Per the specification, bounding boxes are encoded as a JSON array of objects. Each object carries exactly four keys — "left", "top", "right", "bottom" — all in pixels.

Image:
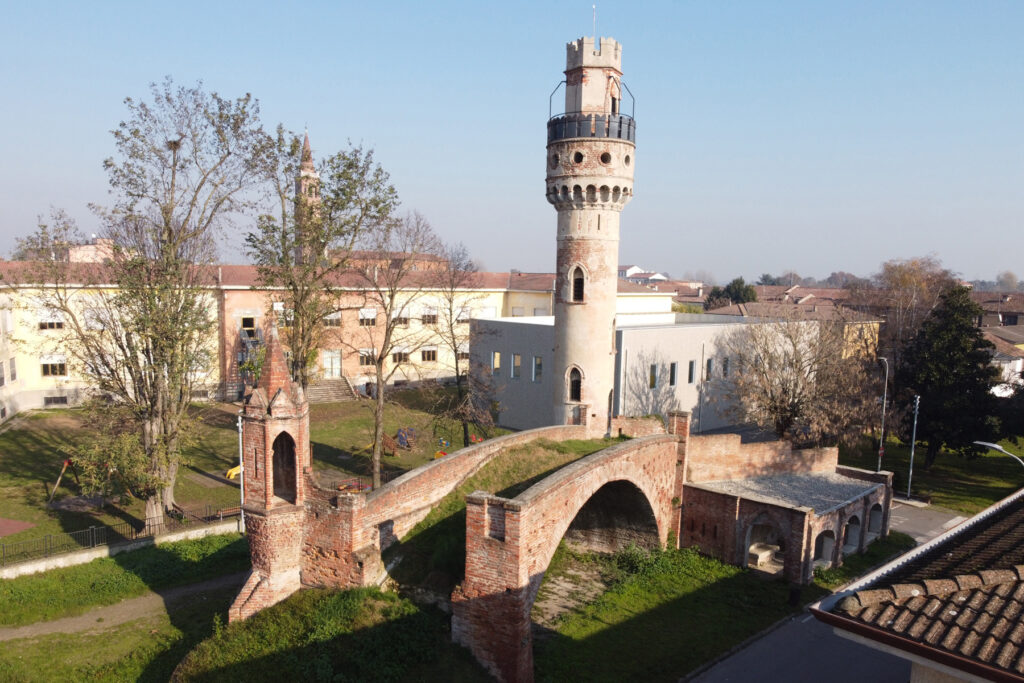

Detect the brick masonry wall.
[
  {"left": 452, "top": 434, "right": 682, "bottom": 682},
  {"left": 686, "top": 433, "right": 838, "bottom": 483},
  {"left": 610, "top": 415, "right": 666, "bottom": 438}
]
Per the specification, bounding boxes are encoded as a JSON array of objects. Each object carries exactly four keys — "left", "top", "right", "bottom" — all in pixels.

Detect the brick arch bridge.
[{"left": 451, "top": 429, "right": 686, "bottom": 683}]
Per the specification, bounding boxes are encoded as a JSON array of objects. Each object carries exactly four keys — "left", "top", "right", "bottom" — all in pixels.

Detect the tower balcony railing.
[{"left": 547, "top": 113, "right": 636, "bottom": 144}]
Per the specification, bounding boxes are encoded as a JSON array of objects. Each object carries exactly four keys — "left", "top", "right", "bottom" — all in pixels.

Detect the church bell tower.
[{"left": 546, "top": 37, "right": 636, "bottom": 431}]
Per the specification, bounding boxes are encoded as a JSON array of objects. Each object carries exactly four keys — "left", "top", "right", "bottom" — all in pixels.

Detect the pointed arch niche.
[
  {"left": 272, "top": 431, "right": 297, "bottom": 504},
  {"left": 571, "top": 266, "right": 585, "bottom": 303}
]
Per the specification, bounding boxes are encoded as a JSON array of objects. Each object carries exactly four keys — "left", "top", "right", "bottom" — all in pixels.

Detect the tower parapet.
[{"left": 547, "top": 36, "right": 636, "bottom": 434}]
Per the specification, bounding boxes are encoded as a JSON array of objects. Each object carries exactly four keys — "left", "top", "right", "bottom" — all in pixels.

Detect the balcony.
[{"left": 547, "top": 113, "right": 636, "bottom": 144}]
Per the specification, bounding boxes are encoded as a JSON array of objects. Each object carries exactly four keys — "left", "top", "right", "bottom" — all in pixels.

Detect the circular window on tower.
[
  {"left": 624, "top": 154, "right": 631, "bottom": 167},
  {"left": 573, "top": 151, "right": 584, "bottom": 164},
  {"left": 600, "top": 152, "right": 611, "bottom": 164},
  {"left": 549, "top": 153, "right": 559, "bottom": 169}
]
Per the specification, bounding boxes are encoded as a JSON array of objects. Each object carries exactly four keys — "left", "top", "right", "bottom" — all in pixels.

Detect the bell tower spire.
[
  {"left": 546, "top": 36, "right": 636, "bottom": 432},
  {"left": 294, "top": 130, "right": 321, "bottom": 265}
]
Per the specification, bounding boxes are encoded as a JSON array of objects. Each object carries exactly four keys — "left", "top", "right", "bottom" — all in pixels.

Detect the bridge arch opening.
[
  {"left": 561, "top": 479, "right": 661, "bottom": 555},
  {"left": 745, "top": 513, "right": 785, "bottom": 574}
]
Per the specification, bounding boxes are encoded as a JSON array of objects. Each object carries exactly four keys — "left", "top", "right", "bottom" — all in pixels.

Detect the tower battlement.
[{"left": 566, "top": 36, "right": 622, "bottom": 72}]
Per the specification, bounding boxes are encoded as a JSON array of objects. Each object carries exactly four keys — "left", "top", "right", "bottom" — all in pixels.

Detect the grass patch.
[
  {"left": 173, "top": 587, "right": 488, "bottom": 682},
  {"left": 0, "top": 586, "right": 235, "bottom": 683},
  {"left": 840, "top": 437, "right": 1024, "bottom": 514},
  {"left": 812, "top": 531, "right": 917, "bottom": 590},
  {"left": 0, "top": 533, "right": 249, "bottom": 626},
  {"left": 386, "top": 437, "right": 627, "bottom": 591},
  {"left": 533, "top": 545, "right": 808, "bottom": 682}
]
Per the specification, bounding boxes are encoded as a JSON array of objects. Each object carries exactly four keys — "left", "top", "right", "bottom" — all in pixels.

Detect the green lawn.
[
  {"left": 533, "top": 545, "right": 817, "bottom": 682},
  {"left": 811, "top": 531, "right": 917, "bottom": 590},
  {"left": 0, "top": 533, "right": 249, "bottom": 626},
  {"left": 840, "top": 437, "right": 1024, "bottom": 515},
  {"left": 173, "top": 587, "right": 489, "bottom": 682},
  {"left": 0, "top": 394, "right": 499, "bottom": 547}
]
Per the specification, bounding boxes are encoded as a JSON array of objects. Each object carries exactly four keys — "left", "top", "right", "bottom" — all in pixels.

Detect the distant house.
[
  {"left": 972, "top": 291, "right": 1024, "bottom": 327},
  {"left": 984, "top": 330, "right": 1024, "bottom": 397}
]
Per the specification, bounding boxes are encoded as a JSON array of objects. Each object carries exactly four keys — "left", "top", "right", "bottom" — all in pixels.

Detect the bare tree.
[
  {"left": 716, "top": 312, "right": 879, "bottom": 445},
  {"left": 426, "top": 241, "right": 495, "bottom": 447},
  {"left": 849, "top": 256, "right": 955, "bottom": 377},
  {"left": 346, "top": 211, "right": 441, "bottom": 487},
  {"left": 246, "top": 131, "right": 399, "bottom": 389},
  {"left": 12, "top": 81, "right": 267, "bottom": 519}
]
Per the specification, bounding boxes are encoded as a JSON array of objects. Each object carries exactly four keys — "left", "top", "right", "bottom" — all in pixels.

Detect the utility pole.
[{"left": 906, "top": 395, "right": 920, "bottom": 500}]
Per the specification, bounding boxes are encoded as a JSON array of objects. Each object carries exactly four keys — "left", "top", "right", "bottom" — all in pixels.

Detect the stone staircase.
[{"left": 305, "top": 377, "right": 360, "bottom": 404}]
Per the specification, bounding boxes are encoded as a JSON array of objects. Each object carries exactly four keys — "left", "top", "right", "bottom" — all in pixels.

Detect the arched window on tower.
[
  {"left": 572, "top": 267, "right": 585, "bottom": 303},
  {"left": 569, "top": 367, "right": 582, "bottom": 402}
]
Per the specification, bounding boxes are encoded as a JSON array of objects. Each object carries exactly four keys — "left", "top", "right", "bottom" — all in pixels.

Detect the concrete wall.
[{"left": 471, "top": 317, "right": 556, "bottom": 430}]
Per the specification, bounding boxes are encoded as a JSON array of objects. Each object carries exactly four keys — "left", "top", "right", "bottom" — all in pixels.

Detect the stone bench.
[{"left": 748, "top": 542, "right": 779, "bottom": 567}]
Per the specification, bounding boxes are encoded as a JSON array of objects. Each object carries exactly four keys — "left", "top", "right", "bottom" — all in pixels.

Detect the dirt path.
[
  {"left": 531, "top": 564, "right": 606, "bottom": 629},
  {"left": 0, "top": 571, "right": 248, "bottom": 642}
]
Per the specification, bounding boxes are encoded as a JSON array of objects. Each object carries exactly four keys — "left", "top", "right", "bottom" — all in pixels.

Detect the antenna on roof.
[{"left": 593, "top": 4, "right": 597, "bottom": 38}]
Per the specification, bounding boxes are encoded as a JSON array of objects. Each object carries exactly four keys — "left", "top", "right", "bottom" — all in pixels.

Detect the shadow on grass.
[
  {"left": 532, "top": 568, "right": 803, "bottom": 682},
  {"left": 170, "top": 588, "right": 489, "bottom": 682}
]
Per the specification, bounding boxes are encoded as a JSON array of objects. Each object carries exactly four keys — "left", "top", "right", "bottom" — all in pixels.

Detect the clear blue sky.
[{"left": 1, "top": 1, "right": 1021, "bottom": 283}]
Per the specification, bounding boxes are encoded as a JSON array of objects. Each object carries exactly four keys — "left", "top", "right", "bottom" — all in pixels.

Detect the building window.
[
  {"left": 532, "top": 355, "right": 543, "bottom": 382},
  {"left": 359, "top": 349, "right": 374, "bottom": 366},
  {"left": 276, "top": 309, "right": 294, "bottom": 328},
  {"left": 722, "top": 358, "right": 730, "bottom": 378},
  {"left": 533, "top": 307, "right": 547, "bottom": 316},
  {"left": 324, "top": 312, "right": 341, "bottom": 328},
  {"left": 1005, "top": 314, "right": 1019, "bottom": 326},
  {"left": 393, "top": 312, "right": 410, "bottom": 327},
  {"left": 569, "top": 367, "right": 582, "bottom": 402},
  {"left": 457, "top": 343, "right": 469, "bottom": 361},
  {"left": 9, "top": 358, "right": 16, "bottom": 382},
  {"left": 39, "top": 320, "right": 63, "bottom": 330},
  {"left": 669, "top": 362, "right": 677, "bottom": 387},
  {"left": 421, "top": 307, "right": 438, "bottom": 325},
  {"left": 0, "top": 362, "right": 4, "bottom": 387},
  {"left": 511, "top": 354, "right": 522, "bottom": 379},
  {"left": 705, "top": 358, "right": 714, "bottom": 382},
  {"left": 688, "top": 360, "right": 696, "bottom": 384},
  {"left": 43, "top": 396, "right": 69, "bottom": 406},
  {"left": 392, "top": 350, "right": 410, "bottom": 364},
  {"left": 41, "top": 356, "right": 67, "bottom": 377},
  {"left": 358, "top": 308, "right": 376, "bottom": 327},
  {"left": 491, "top": 351, "right": 501, "bottom": 375},
  {"left": 511, "top": 307, "right": 524, "bottom": 317},
  {"left": 241, "top": 317, "right": 257, "bottom": 336},
  {"left": 649, "top": 364, "right": 657, "bottom": 389},
  {"left": 421, "top": 347, "right": 437, "bottom": 362},
  {"left": 571, "top": 267, "right": 585, "bottom": 302}
]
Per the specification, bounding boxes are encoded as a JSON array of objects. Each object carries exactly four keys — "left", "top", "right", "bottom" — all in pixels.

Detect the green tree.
[
  {"left": 896, "top": 286, "right": 1000, "bottom": 468},
  {"left": 705, "top": 277, "right": 757, "bottom": 310},
  {"left": 15, "top": 81, "right": 268, "bottom": 519},
  {"left": 246, "top": 130, "right": 399, "bottom": 390}
]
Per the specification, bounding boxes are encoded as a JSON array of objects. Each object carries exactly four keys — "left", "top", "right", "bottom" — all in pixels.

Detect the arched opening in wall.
[
  {"left": 745, "top": 514, "right": 785, "bottom": 576},
  {"left": 531, "top": 479, "right": 659, "bottom": 629},
  {"left": 571, "top": 267, "right": 585, "bottom": 302},
  {"left": 600, "top": 185, "right": 610, "bottom": 202},
  {"left": 569, "top": 367, "right": 582, "bottom": 402},
  {"left": 867, "top": 504, "right": 883, "bottom": 542},
  {"left": 572, "top": 185, "right": 583, "bottom": 201},
  {"left": 272, "top": 431, "right": 297, "bottom": 504},
  {"left": 813, "top": 530, "right": 835, "bottom": 568},
  {"left": 843, "top": 515, "right": 862, "bottom": 554}
]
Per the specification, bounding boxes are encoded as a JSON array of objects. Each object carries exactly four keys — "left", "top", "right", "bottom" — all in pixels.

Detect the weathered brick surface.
[
  {"left": 610, "top": 415, "right": 666, "bottom": 438},
  {"left": 686, "top": 433, "right": 838, "bottom": 483},
  {"left": 453, "top": 434, "right": 682, "bottom": 682}
]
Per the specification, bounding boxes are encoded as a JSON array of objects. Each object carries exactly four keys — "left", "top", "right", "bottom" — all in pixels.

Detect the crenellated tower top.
[{"left": 565, "top": 36, "right": 622, "bottom": 72}]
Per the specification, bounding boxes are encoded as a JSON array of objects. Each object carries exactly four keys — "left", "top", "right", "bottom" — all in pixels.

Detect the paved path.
[
  {"left": 0, "top": 571, "right": 247, "bottom": 642},
  {"left": 688, "top": 501, "right": 963, "bottom": 682}
]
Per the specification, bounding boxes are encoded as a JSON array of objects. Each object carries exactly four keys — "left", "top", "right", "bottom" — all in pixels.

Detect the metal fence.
[{"left": 0, "top": 504, "right": 241, "bottom": 568}]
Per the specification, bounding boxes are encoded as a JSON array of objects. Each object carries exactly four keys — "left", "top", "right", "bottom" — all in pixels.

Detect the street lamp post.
[
  {"left": 877, "top": 357, "right": 889, "bottom": 473},
  {"left": 973, "top": 441, "right": 1024, "bottom": 469},
  {"left": 906, "top": 395, "right": 920, "bottom": 500}
]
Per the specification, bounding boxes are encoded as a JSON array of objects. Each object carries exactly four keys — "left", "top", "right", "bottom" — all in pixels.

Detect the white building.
[{"left": 471, "top": 312, "right": 758, "bottom": 433}]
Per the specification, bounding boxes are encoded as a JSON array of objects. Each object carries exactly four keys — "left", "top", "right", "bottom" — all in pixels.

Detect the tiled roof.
[
  {"left": 985, "top": 331, "right": 1024, "bottom": 360},
  {"left": 705, "top": 301, "right": 878, "bottom": 322},
  {"left": 816, "top": 489, "right": 1024, "bottom": 680}
]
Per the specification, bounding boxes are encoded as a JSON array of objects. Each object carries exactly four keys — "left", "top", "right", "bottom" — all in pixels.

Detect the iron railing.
[
  {"left": 547, "top": 112, "right": 636, "bottom": 144},
  {"left": 0, "top": 505, "right": 241, "bottom": 567}
]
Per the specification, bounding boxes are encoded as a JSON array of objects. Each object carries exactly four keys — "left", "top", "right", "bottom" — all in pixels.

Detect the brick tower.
[
  {"left": 546, "top": 37, "right": 636, "bottom": 432},
  {"left": 229, "top": 327, "right": 311, "bottom": 621},
  {"left": 293, "top": 131, "right": 321, "bottom": 265}
]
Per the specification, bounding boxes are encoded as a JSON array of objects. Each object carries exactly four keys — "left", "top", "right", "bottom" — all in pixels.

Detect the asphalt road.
[{"left": 687, "top": 500, "right": 964, "bottom": 683}]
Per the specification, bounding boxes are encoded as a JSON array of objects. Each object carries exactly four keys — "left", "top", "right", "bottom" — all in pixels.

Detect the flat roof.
[{"left": 693, "top": 472, "right": 881, "bottom": 514}]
